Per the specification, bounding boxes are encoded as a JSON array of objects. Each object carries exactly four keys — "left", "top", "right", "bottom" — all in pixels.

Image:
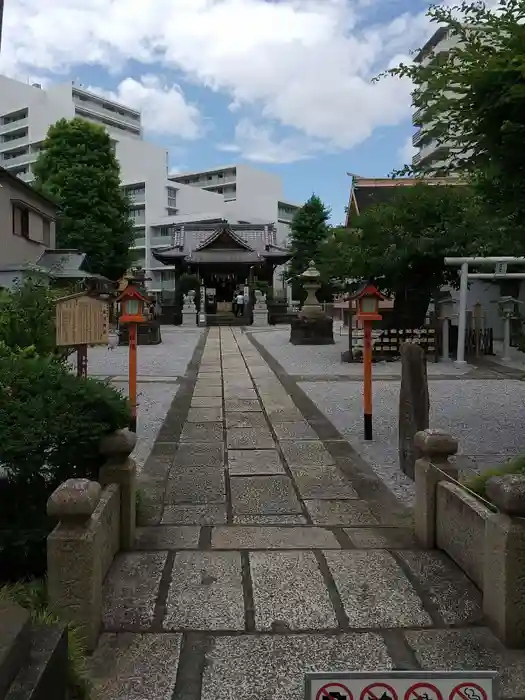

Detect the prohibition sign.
[
  {"left": 316, "top": 682, "right": 354, "bottom": 700},
  {"left": 450, "top": 682, "right": 488, "bottom": 700},
  {"left": 360, "top": 682, "right": 398, "bottom": 700},
  {"left": 404, "top": 682, "right": 444, "bottom": 700}
]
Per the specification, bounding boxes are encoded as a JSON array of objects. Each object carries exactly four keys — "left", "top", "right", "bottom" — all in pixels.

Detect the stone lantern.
[{"left": 289, "top": 260, "right": 334, "bottom": 345}]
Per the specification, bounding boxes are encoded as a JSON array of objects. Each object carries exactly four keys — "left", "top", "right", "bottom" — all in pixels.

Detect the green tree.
[
  {"left": 384, "top": 0, "right": 525, "bottom": 238},
  {"left": 319, "top": 183, "right": 487, "bottom": 327},
  {"left": 33, "top": 118, "right": 135, "bottom": 281},
  {"left": 288, "top": 194, "right": 332, "bottom": 301}
]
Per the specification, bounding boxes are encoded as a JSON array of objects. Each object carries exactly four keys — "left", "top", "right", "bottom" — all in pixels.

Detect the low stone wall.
[
  {"left": 415, "top": 428, "right": 525, "bottom": 648},
  {"left": 436, "top": 482, "right": 489, "bottom": 589},
  {"left": 46, "top": 429, "right": 137, "bottom": 651}
]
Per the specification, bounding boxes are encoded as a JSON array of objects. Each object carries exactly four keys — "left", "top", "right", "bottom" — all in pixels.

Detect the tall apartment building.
[
  {"left": 0, "top": 76, "right": 299, "bottom": 293},
  {"left": 412, "top": 27, "right": 461, "bottom": 174}
]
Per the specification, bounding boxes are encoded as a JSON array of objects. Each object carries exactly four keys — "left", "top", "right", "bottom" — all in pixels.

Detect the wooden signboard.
[{"left": 56, "top": 293, "right": 109, "bottom": 347}]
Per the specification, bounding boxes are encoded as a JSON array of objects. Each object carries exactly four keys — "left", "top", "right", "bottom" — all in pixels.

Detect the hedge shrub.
[{"left": 0, "top": 349, "right": 131, "bottom": 581}]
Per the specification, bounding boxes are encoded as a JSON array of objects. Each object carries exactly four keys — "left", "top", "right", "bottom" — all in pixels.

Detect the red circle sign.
[
  {"left": 360, "top": 682, "right": 399, "bottom": 700},
  {"left": 405, "top": 682, "right": 444, "bottom": 700},
  {"left": 316, "top": 682, "right": 353, "bottom": 700},
  {"left": 450, "top": 683, "right": 488, "bottom": 700}
]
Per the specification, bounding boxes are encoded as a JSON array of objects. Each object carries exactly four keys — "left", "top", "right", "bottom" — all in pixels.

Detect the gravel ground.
[
  {"left": 82, "top": 327, "right": 204, "bottom": 471},
  {"left": 252, "top": 327, "right": 469, "bottom": 377},
  {"left": 300, "top": 378, "right": 525, "bottom": 506}
]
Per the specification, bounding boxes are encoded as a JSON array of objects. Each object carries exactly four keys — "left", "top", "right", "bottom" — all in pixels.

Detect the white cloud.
[
  {"left": 218, "top": 119, "right": 323, "bottom": 164},
  {"left": 0, "top": 0, "right": 438, "bottom": 157},
  {"left": 88, "top": 75, "right": 203, "bottom": 139},
  {"left": 399, "top": 134, "right": 417, "bottom": 166}
]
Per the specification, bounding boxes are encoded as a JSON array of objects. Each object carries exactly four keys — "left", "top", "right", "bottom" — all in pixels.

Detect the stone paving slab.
[
  {"left": 225, "top": 398, "right": 262, "bottom": 412},
  {"left": 190, "top": 395, "right": 223, "bottom": 407},
  {"left": 250, "top": 551, "right": 337, "bottom": 630},
  {"left": 135, "top": 526, "right": 201, "bottom": 549},
  {"left": 211, "top": 526, "right": 340, "bottom": 549},
  {"left": 165, "top": 468, "right": 225, "bottom": 504},
  {"left": 397, "top": 550, "right": 483, "bottom": 624},
  {"left": 345, "top": 527, "right": 420, "bottom": 549},
  {"left": 103, "top": 552, "right": 167, "bottom": 628},
  {"left": 161, "top": 504, "right": 228, "bottom": 525},
  {"left": 230, "top": 476, "right": 302, "bottom": 514},
  {"left": 225, "top": 411, "right": 268, "bottom": 428},
  {"left": 227, "top": 449, "right": 285, "bottom": 475},
  {"left": 280, "top": 439, "right": 335, "bottom": 467},
  {"left": 186, "top": 407, "right": 223, "bottom": 422},
  {"left": 163, "top": 552, "right": 245, "bottom": 631},
  {"left": 233, "top": 514, "right": 308, "bottom": 524},
  {"left": 405, "top": 628, "right": 525, "bottom": 698},
  {"left": 172, "top": 444, "right": 224, "bottom": 468},
  {"left": 290, "top": 465, "right": 359, "bottom": 500},
  {"left": 90, "top": 633, "right": 182, "bottom": 700},
  {"left": 305, "top": 499, "right": 377, "bottom": 525},
  {"left": 201, "top": 633, "right": 393, "bottom": 700},
  {"left": 324, "top": 550, "right": 432, "bottom": 628},
  {"left": 226, "top": 427, "right": 275, "bottom": 449},
  {"left": 179, "top": 421, "right": 223, "bottom": 443},
  {"left": 272, "top": 420, "right": 319, "bottom": 440}
]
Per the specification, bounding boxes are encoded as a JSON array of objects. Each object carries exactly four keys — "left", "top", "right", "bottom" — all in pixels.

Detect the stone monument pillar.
[
  {"left": 198, "top": 286, "right": 206, "bottom": 326},
  {"left": 182, "top": 290, "right": 197, "bottom": 326},
  {"left": 289, "top": 261, "right": 334, "bottom": 345},
  {"left": 253, "top": 289, "right": 269, "bottom": 327}
]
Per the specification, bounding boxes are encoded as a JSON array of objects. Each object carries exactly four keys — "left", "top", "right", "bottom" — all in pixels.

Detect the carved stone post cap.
[
  {"left": 99, "top": 428, "right": 137, "bottom": 458},
  {"left": 414, "top": 429, "right": 458, "bottom": 458},
  {"left": 47, "top": 478, "right": 101, "bottom": 519},
  {"left": 486, "top": 474, "right": 525, "bottom": 516}
]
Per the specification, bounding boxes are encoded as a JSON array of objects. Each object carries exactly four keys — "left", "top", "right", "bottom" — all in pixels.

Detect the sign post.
[
  {"left": 350, "top": 282, "right": 385, "bottom": 441},
  {"left": 116, "top": 277, "right": 149, "bottom": 433},
  {"left": 305, "top": 671, "right": 497, "bottom": 700},
  {"left": 55, "top": 292, "right": 110, "bottom": 377}
]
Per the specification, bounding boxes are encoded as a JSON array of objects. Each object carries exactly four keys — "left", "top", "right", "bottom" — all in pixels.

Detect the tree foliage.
[
  {"left": 33, "top": 118, "right": 135, "bottom": 281},
  {"left": 383, "top": 0, "right": 525, "bottom": 234},
  {"left": 0, "top": 278, "right": 58, "bottom": 355},
  {"left": 319, "top": 183, "right": 488, "bottom": 326},
  {"left": 288, "top": 194, "right": 333, "bottom": 301}
]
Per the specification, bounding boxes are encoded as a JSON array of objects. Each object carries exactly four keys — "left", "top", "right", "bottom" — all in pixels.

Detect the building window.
[
  {"left": 12, "top": 205, "right": 30, "bottom": 239},
  {"left": 158, "top": 226, "right": 173, "bottom": 237},
  {"left": 42, "top": 219, "right": 51, "bottom": 247}
]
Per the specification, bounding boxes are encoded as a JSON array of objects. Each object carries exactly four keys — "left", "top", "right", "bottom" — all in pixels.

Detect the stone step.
[
  {"left": 206, "top": 314, "right": 246, "bottom": 327},
  {"left": 2, "top": 618, "right": 68, "bottom": 700}
]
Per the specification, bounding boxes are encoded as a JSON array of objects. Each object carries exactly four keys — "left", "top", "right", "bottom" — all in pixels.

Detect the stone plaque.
[
  {"left": 56, "top": 294, "right": 109, "bottom": 347},
  {"left": 398, "top": 342, "right": 429, "bottom": 479}
]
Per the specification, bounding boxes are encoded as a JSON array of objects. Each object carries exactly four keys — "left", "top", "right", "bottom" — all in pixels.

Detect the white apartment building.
[
  {"left": 0, "top": 76, "right": 299, "bottom": 293},
  {"left": 171, "top": 164, "right": 299, "bottom": 248},
  {"left": 412, "top": 27, "right": 462, "bottom": 174}
]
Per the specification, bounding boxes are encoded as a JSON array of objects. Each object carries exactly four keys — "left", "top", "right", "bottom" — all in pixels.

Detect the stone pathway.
[{"left": 90, "top": 328, "right": 525, "bottom": 700}]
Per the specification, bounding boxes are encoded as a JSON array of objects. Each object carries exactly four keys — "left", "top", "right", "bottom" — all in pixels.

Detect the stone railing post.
[
  {"left": 414, "top": 429, "right": 458, "bottom": 547},
  {"left": 99, "top": 428, "right": 137, "bottom": 550},
  {"left": 47, "top": 478, "right": 103, "bottom": 650},
  {"left": 483, "top": 475, "right": 525, "bottom": 647}
]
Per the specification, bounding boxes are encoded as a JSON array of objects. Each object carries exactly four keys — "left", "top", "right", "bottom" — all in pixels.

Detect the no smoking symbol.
[
  {"left": 404, "top": 682, "right": 443, "bottom": 700},
  {"left": 360, "top": 682, "right": 398, "bottom": 700},
  {"left": 450, "top": 683, "right": 488, "bottom": 700}
]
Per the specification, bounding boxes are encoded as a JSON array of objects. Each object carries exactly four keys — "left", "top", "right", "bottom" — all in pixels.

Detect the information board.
[
  {"left": 56, "top": 294, "right": 109, "bottom": 347},
  {"left": 305, "top": 671, "right": 497, "bottom": 700}
]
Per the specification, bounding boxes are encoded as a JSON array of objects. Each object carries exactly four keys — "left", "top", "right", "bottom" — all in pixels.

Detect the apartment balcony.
[
  {"left": 127, "top": 192, "right": 146, "bottom": 205},
  {"left": 0, "top": 118, "right": 28, "bottom": 135},
  {"left": 2, "top": 151, "right": 33, "bottom": 168},
  {"left": 201, "top": 177, "right": 236, "bottom": 189},
  {"left": 413, "top": 107, "right": 424, "bottom": 125},
  {"left": 131, "top": 238, "right": 146, "bottom": 248},
  {"left": 412, "top": 129, "right": 423, "bottom": 146},
  {"left": 412, "top": 152, "right": 422, "bottom": 168}
]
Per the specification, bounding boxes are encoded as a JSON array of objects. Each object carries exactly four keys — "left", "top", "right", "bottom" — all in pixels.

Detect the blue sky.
[{"left": 0, "top": 0, "right": 436, "bottom": 223}]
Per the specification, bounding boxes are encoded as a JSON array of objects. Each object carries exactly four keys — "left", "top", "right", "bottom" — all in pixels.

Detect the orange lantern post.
[
  {"left": 351, "top": 282, "right": 385, "bottom": 441},
  {"left": 116, "top": 278, "right": 149, "bottom": 433}
]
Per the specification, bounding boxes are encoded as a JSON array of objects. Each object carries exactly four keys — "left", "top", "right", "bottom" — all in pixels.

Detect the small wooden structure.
[{"left": 55, "top": 292, "right": 109, "bottom": 377}]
